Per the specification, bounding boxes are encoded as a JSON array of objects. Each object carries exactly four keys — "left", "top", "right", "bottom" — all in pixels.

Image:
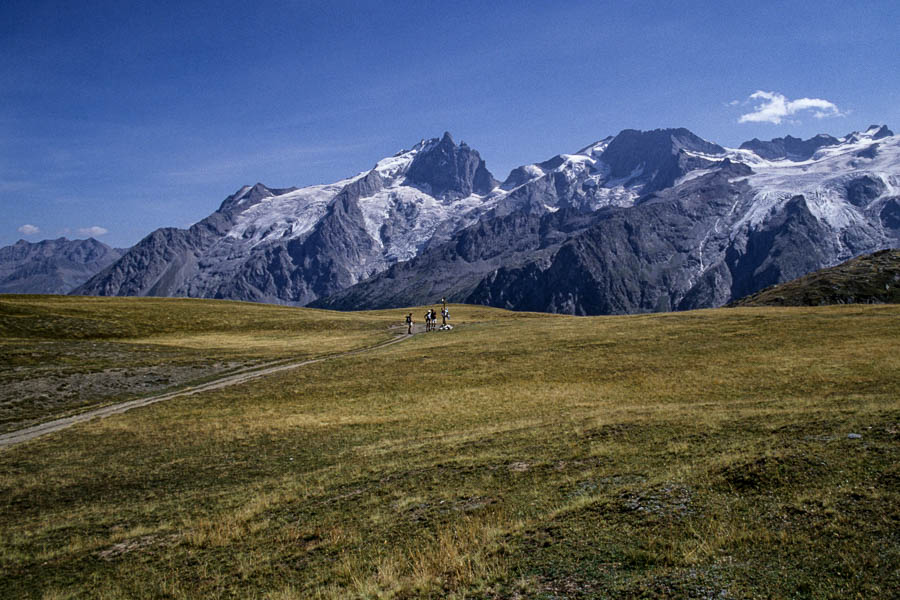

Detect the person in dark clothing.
[{"left": 405, "top": 313, "right": 413, "bottom": 334}]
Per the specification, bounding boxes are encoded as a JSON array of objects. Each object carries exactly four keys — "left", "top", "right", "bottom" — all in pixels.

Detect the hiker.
[
  {"left": 405, "top": 313, "right": 413, "bottom": 334},
  {"left": 424, "top": 309, "right": 432, "bottom": 332},
  {"left": 441, "top": 307, "right": 448, "bottom": 326}
]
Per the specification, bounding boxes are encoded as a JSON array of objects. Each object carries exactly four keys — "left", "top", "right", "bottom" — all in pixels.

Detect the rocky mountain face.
[
  {"left": 316, "top": 125, "right": 900, "bottom": 314},
  {"left": 405, "top": 132, "right": 497, "bottom": 196},
  {"left": 0, "top": 238, "right": 123, "bottom": 295},
  {"left": 739, "top": 134, "right": 841, "bottom": 161},
  {"left": 311, "top": 208, "right": 598, "bottom": 310},
  {"left": 598, "top": 128, "right": 725, "bottom": 192},
  {"left": 75, "top": 134, "right": 503, "bottom": 305},
  {"left": 61, "top": 123, "right": 900, "bottom": 315}
]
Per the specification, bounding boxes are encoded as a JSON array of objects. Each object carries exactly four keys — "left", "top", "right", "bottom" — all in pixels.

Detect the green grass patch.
[{"left": 0, "top": 295, "right": 424, "bottom": 431}]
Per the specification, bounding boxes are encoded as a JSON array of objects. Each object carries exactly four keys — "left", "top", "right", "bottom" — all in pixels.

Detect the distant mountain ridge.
[
  {"left": 739, "top": 126, "right": 894, "bottom": 162},
  {"left": 5, "top": 123, "right": 896, "bottom": 315},
  {"left": 0, "top": 238, "right": 123, "bottom": 295}
]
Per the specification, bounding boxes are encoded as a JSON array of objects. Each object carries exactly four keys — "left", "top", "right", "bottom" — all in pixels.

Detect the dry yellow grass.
[{"left": 1, "top": 300, "right": 898, "bottom": 598}]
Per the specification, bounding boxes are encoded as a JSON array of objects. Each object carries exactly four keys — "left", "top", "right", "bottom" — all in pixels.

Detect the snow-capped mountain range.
[
  {"left": 314, "top": 125, "right": 900, "bottom": 313},
  {"left": 11, "top": 123, "right": 895, "bottom": 314},
  {"left": 73, "top": 132, "right": 502, "bottom": 304},
  {"left": 223, "top": 134, "right": 498, "bottom": 267}
]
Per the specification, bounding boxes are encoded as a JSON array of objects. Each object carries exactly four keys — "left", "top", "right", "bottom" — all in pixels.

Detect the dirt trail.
[{"left": 0, "top": 332, "right": 414, "bottom": 449}]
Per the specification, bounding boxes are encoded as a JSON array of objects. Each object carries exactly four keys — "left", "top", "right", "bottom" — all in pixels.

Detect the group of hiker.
[{"left": 405, "top": 298, "right": 451, "bottom": 334}]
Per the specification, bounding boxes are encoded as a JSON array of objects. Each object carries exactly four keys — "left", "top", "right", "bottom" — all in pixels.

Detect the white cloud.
[
  {"left": 18, "top": 224, "right": 40, "bottom": 235},
  {"left": 77, "top": 226, "right": 108, "bottom": 237},
  {"left": 738, "top": 90, "right": 844, "bottom": 124}
]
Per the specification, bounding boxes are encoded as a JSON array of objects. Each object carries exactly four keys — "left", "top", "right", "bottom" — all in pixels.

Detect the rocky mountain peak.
[
  {"left": 597, "top": 128, "right": 725, "bottom": 193},
  {"left": 601, "top": 128, "right": 725, "bottom": 181},
  {"left": 739, "top": 132, "right": 841, "bottom": 161},
  {"left": 840, "top": 125, "right": 894, "bottom": 145},
  {"left": 1, "top": 237, "right": 123, "bottom": 295},
  {"left": 218, "top": 182, "right": 298, "bottom": 213},
  {"left": 867, "top": 124, "right": 893, "bottom": 139},
  {"left": 404, "top": 132, "right": 498, "bottom": 196}
]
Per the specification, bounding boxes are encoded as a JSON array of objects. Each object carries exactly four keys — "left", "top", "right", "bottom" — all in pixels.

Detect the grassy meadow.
[
  {"left": 0, "top": 295, "right": 402, "bottom": 432},
  {"left": 1, "top": 297, "right": 899, "bottom": 598}
]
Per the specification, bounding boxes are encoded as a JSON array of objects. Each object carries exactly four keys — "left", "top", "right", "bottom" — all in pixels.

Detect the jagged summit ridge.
[
  {"left": 218, "top": 182, "right": 300, "bottom": 212},
  {"left": 76, "top": 132, "right": 509, "bottom": 304},
  {"left": 492, "top": 127, "right": 733, "bottom": 216},
  {"left": 0, "top": 238, "right": 123, "bottom": 294},
  {"left": 404, "top": 131, "right": 497, "bottom": 196},
  {"left": 315, "top": 125, "right": 900, "bottom": 314},
  {"left": 739, "top": 134, "right": 840, "bottom": 161},
  {"left": 63, "top": 123, "right": 900, "bottom": 314},
  {"left": 736, "top": 125, "right": 894, "bottom": 162},
  {"left": 601, "top": 128, "right": 725, "bottom": 179}
]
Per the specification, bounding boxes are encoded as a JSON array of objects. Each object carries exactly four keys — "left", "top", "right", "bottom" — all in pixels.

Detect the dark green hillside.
[{"left": 730, "top": 248, "right": 900, "bottom": 307}]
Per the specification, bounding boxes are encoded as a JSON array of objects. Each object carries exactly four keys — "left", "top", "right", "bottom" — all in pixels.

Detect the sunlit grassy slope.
[
  {"left": 0, "top": 295, "right": 409, "bottom": 431},
  {"left": 1, "top": 298, "right": 899, "bottom": 599},
  {"left": 730, "top": 248, "right": 900, "bottom": 307},
  {"left": 0, "top": 294, "right": 403, "bottom": 347}
]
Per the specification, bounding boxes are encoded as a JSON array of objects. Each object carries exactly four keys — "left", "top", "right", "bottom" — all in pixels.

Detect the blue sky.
[{"left": 3, "top": 0, "right": 899, "bottom": 248}]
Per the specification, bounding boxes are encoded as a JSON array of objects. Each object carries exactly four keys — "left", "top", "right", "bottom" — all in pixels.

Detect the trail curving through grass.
[{"left": 0, "top": 331, "right": 414, "bottom": 449}]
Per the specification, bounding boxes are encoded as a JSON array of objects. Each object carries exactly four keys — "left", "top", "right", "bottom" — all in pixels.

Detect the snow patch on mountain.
[
  {"left": 675, "top": 167, "right": 717, "bottom": 186},
  {"left": 357, "top": 185, "right": 495, "bottom": 261},
  {"left": 728, "top": 129, "right": 900, "bottom": 236},
  {"left": 226, "top": 176, "right": 362, "bottom": 247},
  {"left": 372, "top": 138, "right": 437, "bottom": 179}
]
